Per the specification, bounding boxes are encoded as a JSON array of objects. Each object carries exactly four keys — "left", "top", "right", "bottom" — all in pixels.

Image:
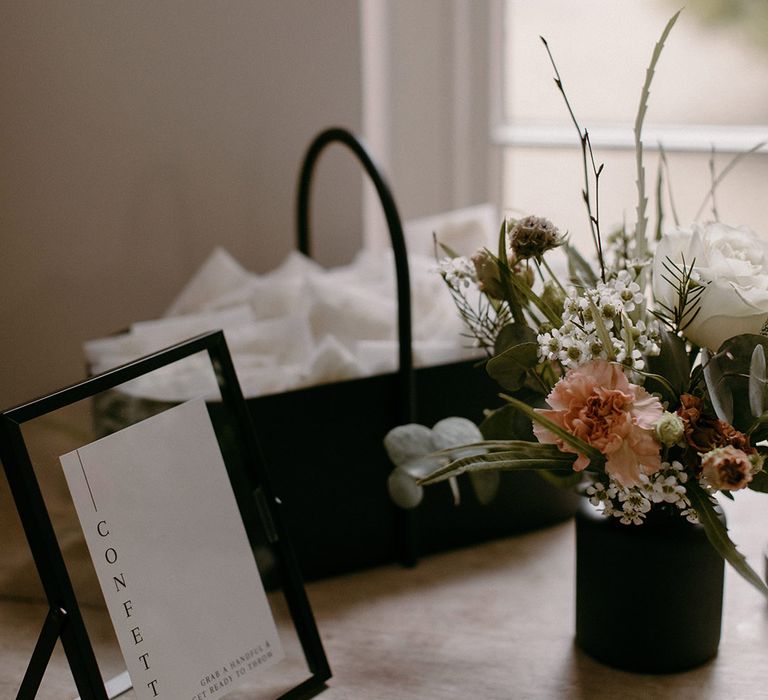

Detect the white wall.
[{"left": 0, "top": 1, "right": 363, "bottom": 407}]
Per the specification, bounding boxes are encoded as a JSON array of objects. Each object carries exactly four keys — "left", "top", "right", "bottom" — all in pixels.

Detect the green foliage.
[
  {"left": 480, "top": 402, "right": 538, "bottom": 442},
  {"left": 747, "top": 414, "right": 768, "bottom": 443},
  {"left": 563, "top": 242, "right": 598, "bottom": 287},
  {"left": 494, "top": 323, "right": 538, "bottom": 356},
  {"left": 443, "top": 274, "right": 511, "bottom": 352},
  {"left": 398, "top": 13, "right": 768, "bottom": 605},
  {"left": 495, "top": 221, "right": 527, "bottom": 325},
  {"left": 687, "top": 481, "right": 768, "bottom": 600},
  {"left": 634, "top": 11, "right": 680, "bottom": 261},
  {"left": 748, "top": 469, "right": 768, "bottom": 493},
  {"left": 486, "top": 340, "right": 540, "bottom": 392},
  {"left": 716, "top": 335, "right": 768, "bottom": 435},
  {"left": 701, "top": 348, "right": 734, "bottom": 424},
  {"left": 641, "top": 329, "right": 690, "bottom": 407},
  {"left": 500, "top": 393, "right": 605, "bottom": 467},
  {"left": 749, "top": 344, "right": 766, "bottom": 418},
  {"left": 645, "top": 328, "right": 690, "bottom": 403},
  {"left": 417, "top": 442, "right": 578, "bottom": 486}
]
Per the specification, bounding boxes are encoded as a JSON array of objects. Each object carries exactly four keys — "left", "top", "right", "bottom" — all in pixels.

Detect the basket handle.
[{"left": 296, "top": 127, "right": 415, "bottom": 424}]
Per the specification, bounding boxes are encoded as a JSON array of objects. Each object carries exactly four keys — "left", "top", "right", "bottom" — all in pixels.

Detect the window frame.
[{"left": 490, "top": 0, "right": 768, "bottom": 157}]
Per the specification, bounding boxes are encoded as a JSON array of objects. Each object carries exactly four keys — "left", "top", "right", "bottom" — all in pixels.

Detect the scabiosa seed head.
[{"left": 508, "top": 215, "right": 564, "bottom": 260}]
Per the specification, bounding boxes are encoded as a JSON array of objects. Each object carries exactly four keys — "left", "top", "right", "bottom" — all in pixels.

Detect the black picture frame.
[{"left": 0, "top": 330, "right": 331, "bottom": 700}]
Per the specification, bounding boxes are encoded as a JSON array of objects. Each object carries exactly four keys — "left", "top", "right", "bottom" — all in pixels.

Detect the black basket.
[
  {"left": 246, "top": 127, "right": 579, "bottom": 581},
  {"left": 91, "top": 128, "right": 579, "bottom": 582}
]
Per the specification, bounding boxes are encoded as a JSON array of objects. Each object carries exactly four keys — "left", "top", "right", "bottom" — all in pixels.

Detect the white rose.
[{"left": 652, "top": 222, "right": 768, "bottom": 351}]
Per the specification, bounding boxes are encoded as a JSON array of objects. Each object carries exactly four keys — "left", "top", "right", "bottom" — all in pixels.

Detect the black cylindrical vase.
[{"left": 575, "top": 499, "right": 724, "bottom": 673}]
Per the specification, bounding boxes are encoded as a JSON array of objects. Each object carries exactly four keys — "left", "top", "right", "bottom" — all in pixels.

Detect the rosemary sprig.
[
  {"left": 652, "top": 254, "right": 708, "bottom": 333},
  {"left": 443, "top": 280, "right": 511, "bottom": 354}
]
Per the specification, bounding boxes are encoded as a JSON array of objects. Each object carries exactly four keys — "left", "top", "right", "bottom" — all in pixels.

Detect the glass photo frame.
[{"left": 0, "top": 331, "right": 330, "bottom": 700}]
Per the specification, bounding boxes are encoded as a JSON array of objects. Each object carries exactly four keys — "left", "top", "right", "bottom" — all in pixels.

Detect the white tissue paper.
[{"left": 84, "top": 204, "right": 497, "bottom": 401}]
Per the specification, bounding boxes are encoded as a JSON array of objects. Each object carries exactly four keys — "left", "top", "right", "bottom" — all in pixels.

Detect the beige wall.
[
  {"left": 0, "top": 1, "right": 363, "bottom": 408},
  {"left": 388, "top": 0, "right": 493, "bottom": 219}
]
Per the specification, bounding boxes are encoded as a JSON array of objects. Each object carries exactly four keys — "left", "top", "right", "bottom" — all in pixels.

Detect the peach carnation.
[{"left": 533, "top": 359, "right": 664, "bottom": 486}]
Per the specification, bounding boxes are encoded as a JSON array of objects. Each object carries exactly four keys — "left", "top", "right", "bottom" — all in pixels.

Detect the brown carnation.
[
  {"left": 676, "top": 394, "right": 720, "bottom": 453},
  {"left": 676, "top": 394, "right": 755, "bottom": 467},
  {"left": 716, "top": 421, "right": 755, "bottom": 455}
]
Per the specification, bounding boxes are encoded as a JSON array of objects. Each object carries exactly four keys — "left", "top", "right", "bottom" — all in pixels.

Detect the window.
[{"left": 495, "top": 0, "right": 768, "bottom": 252}]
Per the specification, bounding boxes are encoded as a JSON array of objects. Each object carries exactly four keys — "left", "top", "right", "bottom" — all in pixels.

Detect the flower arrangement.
[{"left": 384, "top": 11, "right": 768, "bottom": 599}]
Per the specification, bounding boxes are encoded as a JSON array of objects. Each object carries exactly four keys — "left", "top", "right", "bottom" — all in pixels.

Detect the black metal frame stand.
[{"left": 1, "top": 331, "right": 330, "bottom": 700}]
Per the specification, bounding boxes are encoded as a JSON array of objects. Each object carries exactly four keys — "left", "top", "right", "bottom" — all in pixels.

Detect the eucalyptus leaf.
[
  {"left": 486, "top": 342, "right": 540, "bottom": 392},
  {"left": 387, "top": 468, "right": 424, "bottom": 509},
  {"left": 716, "top": 335, "right": 768, "bottom": 432},
  {"left": 494, "top": 323, "right": 538, "bottom": 356},
  {"left": 384, "top": 417, "right": 494, "bottom": 508},
  {"left": 383, "top": 423, "right": 435, "bottom": 467},
  {"left": 749, "top": 344, "right": 766, "bottom": 418},
  {"left": 701, "top": 348, "right": 733, "bottom": 424},
  {"left": 432, "top": 417, "right": 484, "bottom": 452},
  {"left": 687, "top": 481, "right": 768, "bottom": 600}
]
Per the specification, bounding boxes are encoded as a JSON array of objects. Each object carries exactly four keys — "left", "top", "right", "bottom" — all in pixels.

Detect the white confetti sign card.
[{"left": 60, "top": 398, "right": 283, "bottom": 700}]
